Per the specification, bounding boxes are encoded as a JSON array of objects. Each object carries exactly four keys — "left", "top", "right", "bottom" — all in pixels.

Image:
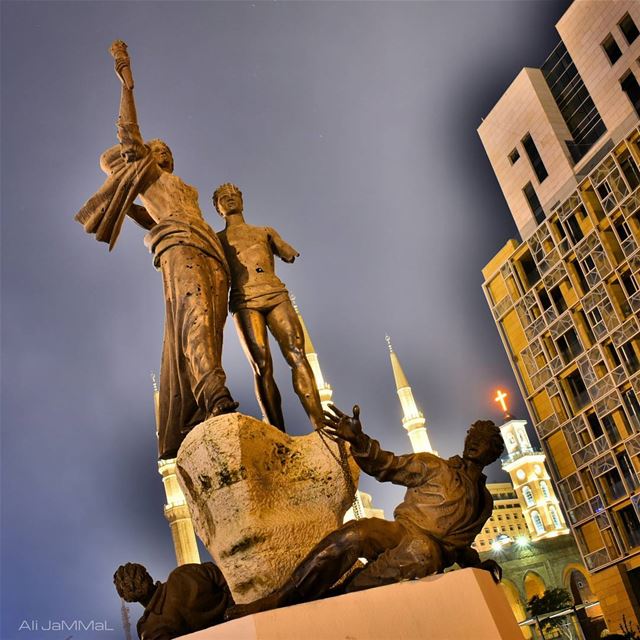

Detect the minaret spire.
[
  {"left": 294, "top": 297, "right": 385, "bottom": 521},
  {"left": 386, "top": 336, "right": 436, "bottom": 455},
  {"left": 292, "top": 295, "right": 332, "bottom": 409}
]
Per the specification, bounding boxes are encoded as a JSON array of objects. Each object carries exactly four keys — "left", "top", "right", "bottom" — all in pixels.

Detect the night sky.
[{"left": 2, "top": 1, "right": 571, "bottom": 637}]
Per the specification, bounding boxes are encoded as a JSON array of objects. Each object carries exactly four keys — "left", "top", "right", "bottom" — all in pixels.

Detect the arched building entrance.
[
  {"left": 524, "top": 571, "right": 546, "bottom": 601},
  {"left": 501, "top": 579, "right": 531, "bottom": 639},
  {"left": 566, "top": 565, "right": 606, "bottom": 640}
]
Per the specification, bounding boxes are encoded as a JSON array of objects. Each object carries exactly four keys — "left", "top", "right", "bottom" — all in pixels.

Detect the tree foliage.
[{"left": 527, "top": 588, "right": 573, "bottom": 636}]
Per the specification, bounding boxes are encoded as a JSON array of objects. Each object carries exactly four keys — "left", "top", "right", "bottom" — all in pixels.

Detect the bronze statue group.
[{"left": 77, "top": 42, "right": 505, "bottom": 640}]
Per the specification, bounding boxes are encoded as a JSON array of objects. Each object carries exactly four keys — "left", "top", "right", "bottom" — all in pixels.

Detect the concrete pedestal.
[{"left": 179, "top": 568, "right": 523, "bottom": 640}]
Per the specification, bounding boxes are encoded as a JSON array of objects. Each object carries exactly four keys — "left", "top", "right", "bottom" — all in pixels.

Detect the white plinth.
[{"left": 179, "top": 568, "right": 522, "bottom": 640}]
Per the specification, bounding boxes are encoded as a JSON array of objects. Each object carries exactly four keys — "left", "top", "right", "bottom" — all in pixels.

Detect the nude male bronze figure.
[
  {"left": 75, "top": 42, "right": 237, "bottom": 459},
  {"left": 228, "top": 404, "right": 504, "bottom": 618},
  {"left": 214, "top": 183, "right": 324, "bottom": 432}
]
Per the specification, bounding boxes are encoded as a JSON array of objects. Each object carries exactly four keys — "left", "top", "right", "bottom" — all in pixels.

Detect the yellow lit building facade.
[
  {"left": 474, "top": 482, "right": 531, "bottom": 554},
  {"left": 480, "top": 1, "right": 640, "bottom": 627}
]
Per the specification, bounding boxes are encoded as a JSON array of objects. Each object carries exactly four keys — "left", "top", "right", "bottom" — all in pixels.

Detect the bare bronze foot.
[{"left": 212, "top": 397, "right": 239, "bottom": 416}]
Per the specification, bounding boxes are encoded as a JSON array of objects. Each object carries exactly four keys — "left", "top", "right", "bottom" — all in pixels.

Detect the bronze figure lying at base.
[
  {"left": 228, "top": 404, "right": 505, "bottom": 619},
  {"left": 114, "top": 562, "right": 233, "bottom": 640}
]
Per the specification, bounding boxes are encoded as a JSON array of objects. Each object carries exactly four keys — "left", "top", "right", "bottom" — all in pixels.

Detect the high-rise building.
[
  {"left": 385, "top": 336, "right": 436, "bottom": 455},
  {"left": 475, "top": 399, "right": 605, "bottom": 638},
  {"left": 479, "top": 1, "right": 640, "bottom": 627}
]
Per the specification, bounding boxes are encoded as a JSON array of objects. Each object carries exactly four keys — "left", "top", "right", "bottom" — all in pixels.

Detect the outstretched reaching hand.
[{"left": 322, "top": 404, "right": 363, "bottom": 444}]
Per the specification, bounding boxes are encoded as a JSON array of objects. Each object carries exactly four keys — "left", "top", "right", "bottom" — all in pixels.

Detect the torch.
[{"left": 109, "top": 40, "right": 134, "bottom": 90}]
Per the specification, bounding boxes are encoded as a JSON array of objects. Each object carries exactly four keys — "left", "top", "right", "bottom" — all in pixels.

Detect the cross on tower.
[{"left": 495, "top": 389, "right": 509, "bottom": 413}]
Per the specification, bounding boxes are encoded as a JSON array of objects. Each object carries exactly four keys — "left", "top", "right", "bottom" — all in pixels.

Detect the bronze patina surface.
[
  {"left": 213, "top": 183, "right": 324, "bottom": 432},
  {"left": 228, "top": 403, "right": 505, "bottom": 618},
  {"left": 75, "top": 42, "right": 237, "bottom": 458},
  {"left": 114, "top": 562, "right": 232, "bottom": 640}
]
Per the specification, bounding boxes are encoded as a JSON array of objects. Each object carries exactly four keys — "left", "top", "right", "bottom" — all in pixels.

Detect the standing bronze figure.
[
  {"left": 214, "top": 183, "right": 324, "bottom": 432},
  {"left": 228, "top": 404, "right": 504, "bottom": 618},
  {"left": 75, "top": 42, "right": 237, "bottom": 459}
]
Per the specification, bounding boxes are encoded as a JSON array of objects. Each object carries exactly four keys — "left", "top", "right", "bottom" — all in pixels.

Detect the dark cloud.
[{"left": 1, "top": 1, "right": 570, "bottom": 636}]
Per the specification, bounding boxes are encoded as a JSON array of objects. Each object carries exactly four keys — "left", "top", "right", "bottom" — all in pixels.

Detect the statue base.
[
  {"left": 177, "top": 568, "right": 522, "bottom": 639},
  {"left": 175, "top": 413, "right": 359, "bottom": 604}
]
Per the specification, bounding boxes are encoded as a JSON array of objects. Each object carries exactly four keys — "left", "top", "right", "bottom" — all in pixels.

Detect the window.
[
  {"left": 538, "top": 288, "right": 552, "bottom": 310},
  {"left": 620, "top": 340, "right": 640, "bottom": 373},
  {"left": 557, "top": 328, "right": 583, "bottom": 365},
  {"left": 597, "top": 180, "right": 616, "bottom": 213},
  {"left": 523, "top": 182, "right": 545, "bottom": 224},
  {"left": 618, "top": 451, "right": 639, "bottom": 491},
  {"left": 615, "top": 217, "right": 633, "bottom": 243},
  {"left": 540, "top": 481, "right": 550, "bottom": 499},
  {"left": 565, "top": 212, "right": 584, "bottom": 244},
  {"left": 619, "top": 505, "right": 640, "bottom": 550},
  {"left": 597, "top": 467, "right": 626, "bottom": 502},
  {"left": 587, "top": 307, "right": 605, "bottom": 335},
  {"left": 621, "top": 72, "right": 640, "bottom": 117},
  {"left": 621, "top": 271, "right": 638, "bottom": 297},
  {"left": 550, "top": 284, "right": 568, "bottom": 313},
  {"left": 522, "top": 133, "right": 548, "bottom": 182},
  {"left": 582, "top": 255, "right": 596, "bottom": 274},
  {"left": 542, "top": 41, "right": 607, "bottom": 163},
  {"left": 531, "top": 511, "right": 545, "bottom": 534},
  {"left": 619, "top": 13, "right": 639, "bottom": 45},
  {"left": 606, "top": 342, "right": 622, "bottom": 368},
  {"left": 603, "top": 34, "right": 623, "bottom": 65},
  {"left": 587, "top": 412, "right": 604, "bottom": 439},
  {"left": 618, "top": 150, "right": 640, "bottom": 189},
  {"left": 571, "top": 259, "right": 590, "bottom": 294},
  {"left": 623, "top": 388, "right": 640, "bottom": 430},
  {"left": 602, "top": 414, "right": 621, "bottom": 444},
  {"left": 519, "top": 252, "right": 540, "bottom": 288},
  {"left": 523, "top": 485, "right": 535, "bottom": 507},
  {"left": 508, "top": 149, "right": 520, "bottom": 164},
  {"left": 564, "top": 369, "right": 589, "bottom": 409},
  {"left": 549, "top": 506, "right": 562, "bottom": 529}
]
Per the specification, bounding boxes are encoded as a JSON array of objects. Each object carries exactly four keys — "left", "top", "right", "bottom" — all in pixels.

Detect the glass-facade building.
[{"left": 479, "top": 1, "right": 640, "bottom": 629}]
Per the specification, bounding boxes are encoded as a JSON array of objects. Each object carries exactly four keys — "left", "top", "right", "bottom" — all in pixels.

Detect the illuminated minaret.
[
  {"left": 292, "top": 296, "right": 332, "bottom": 409},
  {"left": 292, "top": 299, "right": 384, "bottom": 522},
  {"left": 495, "top": 389, "right": 569, "bottom": 542},
  {"left": 152, "top": 375, "right": 201, "bottom": 566},
  {"left": 386, "top": 336, "right": 436, "bottom": 455}
]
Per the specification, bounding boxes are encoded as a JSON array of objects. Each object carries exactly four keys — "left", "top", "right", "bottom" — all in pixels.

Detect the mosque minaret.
[
  {"left": 153, "top": 375, "right": 201, "bottom": 566},
  {"left": 385, "top": 336, "right": 436, "bottom": 455}
]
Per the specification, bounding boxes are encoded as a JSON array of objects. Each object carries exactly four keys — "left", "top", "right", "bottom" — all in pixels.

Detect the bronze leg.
[
  {"left": 233, "top": 308, "right": 285, "bottom": 431},
  {"left": 227, "top": 518, "right": 405, "bottom": 619},
  {"left": 345, "top": 533, "right": 443, "bottom": 592},
  {"left": 265, "top": 300, "right": 324, "bottom": 431}
]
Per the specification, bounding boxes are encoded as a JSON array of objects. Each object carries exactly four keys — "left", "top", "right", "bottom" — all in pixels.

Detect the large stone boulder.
[{"left": 175, "top": 413, "right": 359, "bottom": 604}]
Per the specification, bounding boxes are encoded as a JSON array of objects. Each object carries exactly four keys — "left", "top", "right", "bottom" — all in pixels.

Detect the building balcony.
[{"left": 501, "top": 448, "right": 545, "bottom": 468}]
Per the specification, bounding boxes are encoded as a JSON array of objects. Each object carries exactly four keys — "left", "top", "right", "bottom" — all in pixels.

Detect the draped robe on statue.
[{"left": 75, "top": 143, "right": 233, "bottom": 459}]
